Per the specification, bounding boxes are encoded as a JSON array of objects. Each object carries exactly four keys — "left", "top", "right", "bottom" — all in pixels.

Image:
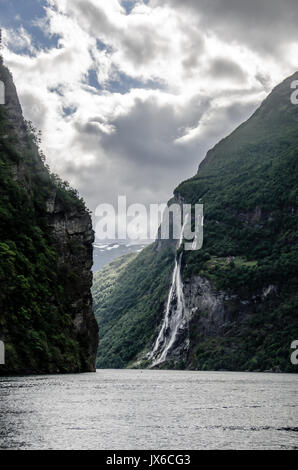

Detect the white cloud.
[{"left": 3, "top": 0, "right": 297, "bottom": 239}]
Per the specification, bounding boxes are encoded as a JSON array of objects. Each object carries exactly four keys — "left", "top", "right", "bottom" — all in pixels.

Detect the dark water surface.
[{"left": 0, "top": 370, "right": 297, "bottom": 450}]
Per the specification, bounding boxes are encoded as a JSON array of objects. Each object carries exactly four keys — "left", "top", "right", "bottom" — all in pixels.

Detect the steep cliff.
[
  {"left": 93, "top": 71, "right": 298, "bottom": 372},
  {"left": 0, "top": 64, "right": 98, "bottom": 374}
]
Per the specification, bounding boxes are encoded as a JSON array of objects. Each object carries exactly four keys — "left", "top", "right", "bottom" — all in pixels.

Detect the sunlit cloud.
[{"left": 1, "top": 0, "right": 297, "bottom": 239}]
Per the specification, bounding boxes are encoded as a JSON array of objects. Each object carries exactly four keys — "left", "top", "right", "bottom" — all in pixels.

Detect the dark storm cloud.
[
  {"left": 60, "top": 91, "right": 261, "bottom": 219},
  {"left": 100, "top": 96, "right": 211, "bottom": 168},
  {"left": 121, "top": 29, "right": 167, "bottom": 66},
  {"left": 208, "top": 58, "right": 246, "bottom": 81},
  {"left": 8, "top": 0, "right": 294, "bottom": 233},
  {"left": 73, "top": 94, "right": 211, "bottom": 169},
  {"left": 151, "top": 0, "right": 298, "bottom": 56},
  {"left": 255, "top": 72, "right": 272, "bottom": 91},
  {"left": 64, "top": 94, "right": 213, "bottom": 212},
  {"left": 180, "top": 24, "right": 205, "bottom": 72},
  {"left": 74, "top": 0, "right": 118, "bottom": 36}
]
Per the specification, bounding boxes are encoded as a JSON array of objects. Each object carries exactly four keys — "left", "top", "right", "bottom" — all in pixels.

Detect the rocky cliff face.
[
  {"left": 92, "top": 71, "right": 298, "bottom": 372},
  {"left": 0, "top": 64, "right": 98, "bottom": 374},
  {"left": 47, "top": 197, "right": 98, "bottom": 372},
  {"left": 164, "top": 272, "right": 278, "bottom": 368},
  {"left": 163, "top": 71, "right": 298, "bottom": 372}
]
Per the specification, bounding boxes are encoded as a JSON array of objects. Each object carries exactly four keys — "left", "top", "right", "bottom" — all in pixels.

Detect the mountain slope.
[
  {"left": 93, "top": 72, "right": 298, "bottom": 372},
  {"left": 0, "top": 64, "right": 98, "bottom": 374},
  {"left": 92, "top": 249, "right": 174, "bottom": 368}
]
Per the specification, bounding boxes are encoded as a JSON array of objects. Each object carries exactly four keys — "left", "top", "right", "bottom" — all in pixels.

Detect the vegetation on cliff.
[
  {"left": 93, "top": 72, "right": 298, "bottom": 372},
  {"left": 0, "top": 66, "right": 98, "bottom": 374},
  {"left": 92, "top": 249, "right": 174, "bottom": 368}
]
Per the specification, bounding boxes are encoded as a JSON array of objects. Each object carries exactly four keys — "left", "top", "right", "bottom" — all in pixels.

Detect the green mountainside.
[
  {"left": 92, "top": 250, "right": 174, "bottom": 368},
  {"left": 93, "top": 72, "right": 298, "bottom": 372},
  {"left": 0, "top": 64, "right": 98, "bottom": 374}
]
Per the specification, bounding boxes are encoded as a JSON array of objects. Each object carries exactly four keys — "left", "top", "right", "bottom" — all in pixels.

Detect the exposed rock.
[
  {"left": 163, "top": 274, "right": 235, "bottom": 363},
  {"left": 0, "top": 63, "right": 98, "bottom": 374},
  {"left": 262, "top": 285, "right": 277, "bottom": 299},
  {"left": 47, "top": 200, "right": 98, "bottom": 371}
]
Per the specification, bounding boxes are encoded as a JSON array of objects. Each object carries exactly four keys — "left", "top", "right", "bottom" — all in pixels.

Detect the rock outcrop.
[
  {"left": 47, "top": 197, "right": 98, "bottom": 372},
  {"left": 0, "top": 63, "right": 98, "bottom": 374},
  {"left": 92, "top": 71, "right": 298, "bottom": 373}
]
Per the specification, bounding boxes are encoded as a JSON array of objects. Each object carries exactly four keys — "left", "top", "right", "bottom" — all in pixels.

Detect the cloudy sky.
[{"left": 1, "top": 0, "right": 297, "bottom": 239}]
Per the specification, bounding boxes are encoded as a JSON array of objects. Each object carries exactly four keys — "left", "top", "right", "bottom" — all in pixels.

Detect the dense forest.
[
  {"left": 0, "top": 64, "right": 98, "bottom": 374},
  {"left": 93, "top": 71, "right": 298, "bottom": 373}
]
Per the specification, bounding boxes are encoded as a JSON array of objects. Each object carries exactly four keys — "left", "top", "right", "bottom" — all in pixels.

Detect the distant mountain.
[
  {"left": 93, "top": 241, "right": 146, "bottom": 272},
  {"left": 93, "top": 72, "right": 298, "bottom": 372},
  {"left": 0, "top": 64, "right": 98, "bottom": 374}
]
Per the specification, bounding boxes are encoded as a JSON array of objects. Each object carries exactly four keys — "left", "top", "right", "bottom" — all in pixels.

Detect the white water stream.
[{"left": 150, "top": 217, "right": 188, "bottom": 366}]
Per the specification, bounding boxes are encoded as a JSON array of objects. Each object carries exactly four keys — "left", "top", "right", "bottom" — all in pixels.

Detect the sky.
[{"left": 1, "top": 0, "right": 298, "bottom": 239}]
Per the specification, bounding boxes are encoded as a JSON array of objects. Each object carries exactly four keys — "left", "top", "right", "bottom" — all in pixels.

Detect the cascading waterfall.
[{"left": 149, "top": 217, "right": 188, "bottom": 366}]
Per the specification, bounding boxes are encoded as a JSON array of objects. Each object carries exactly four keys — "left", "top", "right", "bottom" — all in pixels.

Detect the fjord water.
[{"left": 0, "top": 370, "right": 297, "bottom": 450}]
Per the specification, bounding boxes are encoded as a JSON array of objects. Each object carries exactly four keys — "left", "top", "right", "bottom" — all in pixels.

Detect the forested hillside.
[
  {"left": 93, "top": 72, "right": 298, "bottom": 373},
  {"left": 0, "top": 64, "right": 98, "bottom": 374}
]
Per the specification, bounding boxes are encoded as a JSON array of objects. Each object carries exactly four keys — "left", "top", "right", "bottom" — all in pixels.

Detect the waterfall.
[{"left": 149, "top": 216, "right": 188, "bottom": 366}]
